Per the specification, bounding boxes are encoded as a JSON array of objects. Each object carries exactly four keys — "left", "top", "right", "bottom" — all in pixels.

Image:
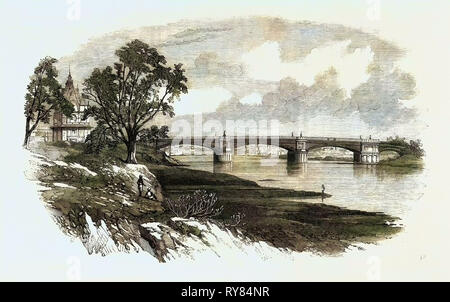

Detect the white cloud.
[
  {"left": 240, "top": 92, "right": 263, "bottom": 105},
  {"left": 174, "top": 87, "right": 232, "bottom": 115},
  {"left": 241, "top": 40, "right": 374, "bottom": 97}
]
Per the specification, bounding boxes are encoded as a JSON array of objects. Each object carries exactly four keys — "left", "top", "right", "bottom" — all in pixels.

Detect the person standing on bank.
[
  {"left": 137, "top": 175, "right": 144, "bottom": 197},
  {"left": 321, "top": 184, "right": 325, "bottom": 202}
]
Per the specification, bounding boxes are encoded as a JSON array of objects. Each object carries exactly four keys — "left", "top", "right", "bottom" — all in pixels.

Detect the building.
[{"left": 33, "top": 70, "right": 95, "bottom": 143}]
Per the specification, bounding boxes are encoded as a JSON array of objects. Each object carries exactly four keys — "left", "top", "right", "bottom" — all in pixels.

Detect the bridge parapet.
[{"left": 158, "top": 135, "right": 380, "bottom": 164}]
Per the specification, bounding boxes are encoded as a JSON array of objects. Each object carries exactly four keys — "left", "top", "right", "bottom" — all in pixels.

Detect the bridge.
[{"left": 154, "top": 134, "right": 381, "bottom": 164}]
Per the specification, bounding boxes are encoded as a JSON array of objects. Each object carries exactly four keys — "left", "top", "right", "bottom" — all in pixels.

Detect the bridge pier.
[
  {"left": 158, "top": 135, "right": 381, "bottom": 165},
  {"left": 358, "top": 141, "right": 380, "bottom": 164},
  {"left": 353, "top": 151, "right": 379, "bottom": 164},
  {"left": 213, "top": 136, "right": 233, "bottom": 163},
  {"left": 287, "top": 150, "right": 308, "bottom": 163},
  {"left": 360, "top": 153, "right": 379, "bottom": 164},
  {"left": 213, "top": 151, "right": 233, "bottom": 163}
]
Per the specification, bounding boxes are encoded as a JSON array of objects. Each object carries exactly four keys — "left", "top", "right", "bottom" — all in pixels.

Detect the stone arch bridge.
[{"left": 154, "top": 135, "right": 380, "bottom": 164}]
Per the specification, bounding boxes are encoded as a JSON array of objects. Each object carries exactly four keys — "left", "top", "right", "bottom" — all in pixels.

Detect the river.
[{"left": 173, "top": 155, "right": 426, "bottom": 218}]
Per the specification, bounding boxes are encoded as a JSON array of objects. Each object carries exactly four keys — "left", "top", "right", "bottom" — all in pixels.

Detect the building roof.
[{"left": 63, "top": 69, "right": 88, "bottom": 108}]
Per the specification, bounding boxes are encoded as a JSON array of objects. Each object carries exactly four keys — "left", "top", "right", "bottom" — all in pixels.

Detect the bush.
[
  {"left": 138, "top": 125, "right": 169, "bottom": 144},
  {"left": 383, "top": 136, "right": 425, "bottom": 158},
  {"left": 163, "top": 190, "right": 223, "bottom": 219},
  {"left": 84, "top": 124, "right": 119, "bottom": 154}
]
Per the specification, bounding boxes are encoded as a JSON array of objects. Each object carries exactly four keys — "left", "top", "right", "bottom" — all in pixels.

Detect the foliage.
[
  {"left": 23, "top": 57, "right": 74, "bottom": 146},
  {"left": 408, "top": 139, "right": 425, "bottom": 157},
  {"left": 163, "top": 190, "right": 223, "bottom": 219},
  {"left": 378, "top": 154, "right": 423, "bottom": 170},
  {"left": 382, "top": 136, "right": 425, "bottom": 158},
  {"left": 82, "top": 39, "right": 188, "bottom": 163},
  {"left": 138, "top": 125, "right": 169, "bottom": 144},
  {"left": 84, "top": 124, "right": 120, "bottom": 154},
  {"left": 224, "top": 212, "right": 246, "bottom": 227}
]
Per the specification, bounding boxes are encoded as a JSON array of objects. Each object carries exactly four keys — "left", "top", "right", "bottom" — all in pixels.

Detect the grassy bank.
[
  {"left": 378, "top": 154, "right": 424, "bottom": 171},
  {"left": 32, "top": 142, "right": 401, "bottom": 255},
  {"left": 149, "top": 163, "right": 400, "bottom": 254}
]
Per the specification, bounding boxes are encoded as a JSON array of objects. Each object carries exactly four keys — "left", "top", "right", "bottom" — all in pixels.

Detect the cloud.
[
  {"left": 240, "top": 92, "right": 263, "bottom": 105},
  {"left": 58, "top": 17, "right": 420, "bottom": 136},
  {"left": 175, "top": 87, "right": 232, "bottom": 115},
  {"left": 348, "top": 68, "right": 417, "bottom": 129},
  {"left": 242, "top": 40, "right": 373, "bottom": 97},
  {"left": 210, "top": 68, "right": 347, "bottom": 123}
]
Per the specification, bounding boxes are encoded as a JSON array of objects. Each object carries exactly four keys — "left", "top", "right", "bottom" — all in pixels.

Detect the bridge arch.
[
  {"left": 156, "top": 135, "right": 381, "bottom": 164},
  {"left": 161, "top": 140, "right": 216, "bottom": 156},
  {"left": 378, "top": 149, "right": 401, "bottom": 161},
  {"left": 234, "top": 143, "right": 290, "bottom": 155},
  {"left": 306, "top": 144, "right": 360, "bottom": 154},
  {"left": 307, "top": 146, "right": 355, "bottom": 160}
]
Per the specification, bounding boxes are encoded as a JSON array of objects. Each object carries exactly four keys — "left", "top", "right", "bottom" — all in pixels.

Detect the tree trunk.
[
  {"left": 23, "top": 117, "right": 31, "bottom": 148},
  {"left": 126, "top": 138, "right": 138, "bottom": 164}
]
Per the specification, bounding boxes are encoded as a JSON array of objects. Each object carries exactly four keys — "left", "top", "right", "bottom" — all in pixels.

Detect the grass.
[
  {"left": 33, "top": 142, "right": 402, "bottom": 255},
  {"left": 378, "top": 154, "right": 424, "bottom": 171},
  {"left": 146, "top": 163, "right": 400, "bottom": 254}
]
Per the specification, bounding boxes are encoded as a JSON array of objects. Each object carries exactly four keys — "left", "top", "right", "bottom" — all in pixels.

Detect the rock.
[
  {"left": 113, "top": 164, "right": 164, "bottom": 202},
  {"left": 139, "top": 223, "right": 180, "bottom": 262},
  {"left": 161, "top": 233, "right": 176, "bottom": 250}
]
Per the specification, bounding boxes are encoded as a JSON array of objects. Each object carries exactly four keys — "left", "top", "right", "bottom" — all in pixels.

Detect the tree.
[
  {"left": 82, "top": 39, "right": 188, "bottom": 163},
  {"left": 409, "top": 139, "right": 425, "bottom": 157},
  {"left": 138, "top": 125, "right": 169, "bottom": 144},
  {"left": 23, "top": 57, "right": 74, "bottom": 147},
  {"left": 84, "top": 124, "right": 119, "bottom": 154}
]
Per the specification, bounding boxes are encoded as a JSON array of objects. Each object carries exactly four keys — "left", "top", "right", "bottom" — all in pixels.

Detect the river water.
[{"left": 173, "top": 155, "right": 426, "bottom": 218}]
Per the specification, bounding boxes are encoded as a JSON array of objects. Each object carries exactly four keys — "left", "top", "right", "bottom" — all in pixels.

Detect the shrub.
[
  {"left": 138, "top": 125, "right": 169, "bottom": 144},
  {"left": 84, "top": 124, "right": 119, "bottom": 154},
  {"left": 163, "top": 190, "right": 223, "bottom": 219}
]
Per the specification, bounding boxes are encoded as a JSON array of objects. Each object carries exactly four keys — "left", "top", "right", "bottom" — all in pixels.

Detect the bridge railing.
[{"left": 160, "top": 136, "right": 379, "bottom": 142}]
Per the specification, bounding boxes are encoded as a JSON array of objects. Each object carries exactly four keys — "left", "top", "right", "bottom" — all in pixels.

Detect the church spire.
[{"left": 65, "top": 66, "right": 74, "bottom": 89}]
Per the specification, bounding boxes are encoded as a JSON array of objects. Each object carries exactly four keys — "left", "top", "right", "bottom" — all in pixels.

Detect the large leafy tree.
[
  {"left": 23, "top": 57, "right": 74, "bottom": 147},
  {"left": 83, "top": 39, "right": 188, "bottom": 164},
  {"left": 138, "top": 125, "right": 169, "bottom": 144},
  {"left": 84, "top": 124, "right": 119, "bottom": 154}
]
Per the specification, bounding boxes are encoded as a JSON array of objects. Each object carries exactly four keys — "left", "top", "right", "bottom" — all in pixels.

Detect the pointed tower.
[
  {"left": 65, "top": 65, "right": 74, "bottom": 89},
  {"left": 50, "top": 68, "right": 94, "bottom": 142},
  {"left": 63, "top": 66, "right": 82, "bottom": 108}
]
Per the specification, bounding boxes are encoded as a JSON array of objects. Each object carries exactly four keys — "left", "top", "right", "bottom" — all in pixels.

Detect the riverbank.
[
  {"left": 378, "top": 154, "right": 424, "bottom": 171},
  {"left": 28, "top": 142, "right": 401, "bottom": 258},
  {"left": 149, "top": 163, "right": 400, "bottom": 253}
]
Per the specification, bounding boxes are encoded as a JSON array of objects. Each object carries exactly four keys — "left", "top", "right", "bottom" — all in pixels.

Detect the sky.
[
  {"left": 1, "top": 0, "right": 450, "bottom": 281},
  {"left": 2, "top": 0, "right": 448, "bottom": 142}
]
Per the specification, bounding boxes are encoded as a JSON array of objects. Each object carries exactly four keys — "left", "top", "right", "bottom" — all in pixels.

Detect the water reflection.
[
  {"left": 213, "top": 162, "right": 233, "bottom": 173},
  {"left": 286, "top": 162, "right": 308, "bottom": 177},
  {"left": 174, "top": 155, "right": 425, "bottom": 217}
]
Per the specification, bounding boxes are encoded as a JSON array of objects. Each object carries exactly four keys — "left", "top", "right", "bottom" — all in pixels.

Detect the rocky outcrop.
[
  {"left": 111, "top": 164, "right": 164, "bottom": 202},
  {"left": 139, "top": 223, "right": 183, "bottom": 262}
]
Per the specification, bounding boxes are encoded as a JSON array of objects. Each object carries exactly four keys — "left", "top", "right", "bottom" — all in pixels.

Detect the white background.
[{"left": 1, "top": 0, "right": 449, "bottom": 281}]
